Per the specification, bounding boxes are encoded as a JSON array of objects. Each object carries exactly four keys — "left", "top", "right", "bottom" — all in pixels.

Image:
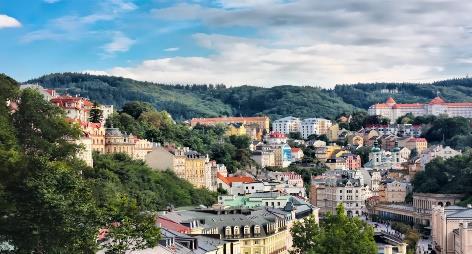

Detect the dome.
[{"left": 371, "top": 146, "right": 381, "bottom": 152}]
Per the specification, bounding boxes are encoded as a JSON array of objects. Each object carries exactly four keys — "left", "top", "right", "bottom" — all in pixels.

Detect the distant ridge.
[{"left": 27, "top": 73, "right": 472, "bottom": 120}]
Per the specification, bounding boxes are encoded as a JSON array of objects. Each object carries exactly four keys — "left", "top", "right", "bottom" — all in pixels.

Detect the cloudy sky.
[{"left": 1, "top": 0, "right": 472, "bottom": 87}]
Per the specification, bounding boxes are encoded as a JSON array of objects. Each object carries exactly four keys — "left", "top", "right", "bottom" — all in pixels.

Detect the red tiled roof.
[
  {"left": 291, "top": 147, "right": 301, "bottom": 152},
  {"left": 270, "top": 132, "right": 286, "bottom": 138},
  {"left": 429, "top": 96, "right": 446, "bottom": 104},
  {"left": 158, "top": 216, "right": 191, "bottom": 234},
  {"left": 217, "top": 172, "right": 254, "bottom": 186},
  {"left": 386, "top": 97, "right": 396, "bottom": 104}
]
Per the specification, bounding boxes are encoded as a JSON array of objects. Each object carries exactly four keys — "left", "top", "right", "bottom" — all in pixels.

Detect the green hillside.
[
  {"left": 27, "top": 73, "right": 355, "bottom": 120},
  {"left": 28, "top": 73, "right": 472, "bottom": 120}
]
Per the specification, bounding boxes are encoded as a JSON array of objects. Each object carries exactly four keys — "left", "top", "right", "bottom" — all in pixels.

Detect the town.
[{"left": 10, "top": 83, "right": 472, "bottom": 254}]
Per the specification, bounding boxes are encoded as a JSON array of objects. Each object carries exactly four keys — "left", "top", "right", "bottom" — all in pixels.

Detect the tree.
[
  {"left": 289, "top": 132, "right": 302, "bottom": 140},
  {"left": 89, "top": 102, "right": 104, "bottom": 123},
  {"left": 101, "top": 196, "right": 160, "bottom": 254},
  {"left": 291, "top": 204, "right": 377, "bottom": 254},
  {"left": 121, "top": 101, "right": 156, "bottom": 119},
  {"left": 349, "top": 111, "right": 368, "bottom": 131}
]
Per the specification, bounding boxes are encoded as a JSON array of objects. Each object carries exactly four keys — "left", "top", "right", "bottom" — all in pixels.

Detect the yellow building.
[
  {"left": 226, "top": 123, "right": 247, "bottom": 136},
  {"left": 184, "top": 151, "right": 210, "bottom": 189},
  {"left": 191, "top": 116, "right": 270, "bottom": 133},
  {"left": 327, "top": 124, "right": 340, "bottom": 141},
  {"left": 324, "top": 144, "right": 342, "bottom": 159}
]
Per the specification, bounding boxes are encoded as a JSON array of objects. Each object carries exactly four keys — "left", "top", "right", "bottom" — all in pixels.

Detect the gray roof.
[{"left": 446, "top": 207, "right": 472, "bottom": 219}]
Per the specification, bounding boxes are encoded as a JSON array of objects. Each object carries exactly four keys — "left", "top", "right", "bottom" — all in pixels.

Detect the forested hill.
[{"left": 28, "top": 73, "right": 472, "bottom": 120}]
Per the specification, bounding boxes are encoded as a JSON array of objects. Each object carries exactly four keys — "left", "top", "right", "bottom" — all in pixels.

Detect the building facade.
[
  {"left": 432, "top": 205, "right": 472, "bottom": 254},
  {"left": 368, "top": 97, "right": 472, "bottom": 123},
  {"left": 272, "top": 116, "right": 301, "bottom": 135},
  {"left": 190, "top": 116, "right": 270, "bottom": 133}
]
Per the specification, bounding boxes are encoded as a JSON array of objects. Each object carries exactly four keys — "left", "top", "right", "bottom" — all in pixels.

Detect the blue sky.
[{"left": 1, "top": 0, "right": 472, "bottom": 87}]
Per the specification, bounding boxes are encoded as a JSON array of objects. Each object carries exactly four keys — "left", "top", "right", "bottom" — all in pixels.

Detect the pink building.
[{"left": 343, "top": 154, "right": 362, "bottom": 170}]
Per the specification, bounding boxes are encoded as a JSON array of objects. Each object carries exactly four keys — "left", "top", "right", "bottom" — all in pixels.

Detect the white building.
[
  {"left": 272, "top": 116, "right": 301, "bottom": 135},
  {"left": 300, "top": 118, "right": 332, "bottom": 139},
  {"left": 420, "top": 145, "right": 462, "bottom": 169},
  {"left": 369, "top": 96, "right": 472, "bottom": 123}
]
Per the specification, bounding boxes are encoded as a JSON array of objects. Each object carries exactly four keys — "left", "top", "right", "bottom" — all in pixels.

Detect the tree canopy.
[{"left": 290, "top": 204, "right": 377, "bottom": 254}]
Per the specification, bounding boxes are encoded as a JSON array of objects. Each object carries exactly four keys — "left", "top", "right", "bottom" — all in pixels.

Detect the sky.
[{"left": 1, "top": 0, "right": 472, "bottom": 88}]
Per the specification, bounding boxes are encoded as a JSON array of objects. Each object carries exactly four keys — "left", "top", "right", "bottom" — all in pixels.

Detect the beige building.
[
  {"left": 369, "top": 96, "right": 472, "bottom": 123},
  {"left": 432, "top": 205, "right": 472, "bottom": 254},
  {"left": 74, "top": 135, "right": 93, "bottom": 167},
  {"left": 145, "top": 145, "right": 213, "bottom": 190},
  {"left": 190, "top": 116, "right": 270, "bottom": 133},
  {"left": 146, "top": 145, "right": 186, "bottom": 175},
  {"left": 384, "top": 181, "right": 407, "bottom": 203}
]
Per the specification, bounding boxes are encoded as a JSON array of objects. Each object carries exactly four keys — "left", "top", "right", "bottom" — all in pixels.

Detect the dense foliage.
[
  {"left": 28, "top": 73, "right": 355, "bottom": 120},
  {"left": 334, "top": 78, "right": 472, "bottom": 109},
  {"left": 106, "top": 101, "right": 255, "bottom": 173},
  {"left": 0, "top": 74, "right": 216, "bottom": 253},
  {"left": 412, "top": 154, "right": 472, "bottom": 199},
  {"left": 290, "top": 204, "right": 377, "bottom": 254},
  {"left": 29, "top": 73, "right": 472, "bottom": 121},
  {"left": 85, "top": 153, "right": 217, "bottom": 210}
]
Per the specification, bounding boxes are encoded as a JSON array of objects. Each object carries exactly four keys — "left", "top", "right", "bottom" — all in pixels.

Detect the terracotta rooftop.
[{"left": 217, "top": 172, "right": 254, "bottom": 186}]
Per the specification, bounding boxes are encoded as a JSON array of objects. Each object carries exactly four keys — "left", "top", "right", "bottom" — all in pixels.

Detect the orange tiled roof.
[{"left": 217, "top": 172, "right": 254, "bottom": 186}]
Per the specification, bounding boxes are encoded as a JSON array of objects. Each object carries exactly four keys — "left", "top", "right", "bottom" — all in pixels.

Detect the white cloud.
[
  {"left": 89, "top": 34, "right": 446, "bottom": 87},
  {"left": 22, "top": 0, "right": 136, "bottom": 42},
  {"left": 164, "top": 47, "right": 180, "bottom": 52},
  {"left": 89, "top": 0, "right": 472, "bottom": 87},
  {"left": 103, "top": 32, "right": 135, "bottom": 54},
  {"left": 0, "top": 14, "right": 21, "bottom": 29}
]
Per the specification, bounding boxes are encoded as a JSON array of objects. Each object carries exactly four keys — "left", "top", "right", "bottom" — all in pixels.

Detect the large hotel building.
[{"left": 368, "top": 97, "right": 472, "bottom": 123}]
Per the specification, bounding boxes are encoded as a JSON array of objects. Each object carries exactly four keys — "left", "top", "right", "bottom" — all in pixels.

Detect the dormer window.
[
  {"left": 244, "top": 225, "right": 250, "bottom": 235},
  {"left": 254, "top": 225, "right": 261, "bottom": 235},
  {"left": 225, "top": 226, "right": 232, "bottom": 237},
  {"left": 234, "top": 226, "right": 240, "bottom": 236}
]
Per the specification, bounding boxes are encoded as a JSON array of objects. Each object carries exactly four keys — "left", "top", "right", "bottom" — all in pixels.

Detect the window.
[
  {"left": 244, "top": 225, "right": 250, "bottom": 235},
  {"left": 254, "top": 240, "right": 260, "bottom": 245},
  {"left": 225, "top": 226, "right": 232, "bottom": 236},
  {"left": 254, "top": 225, "right": 261, "bottom": 235},
  {"left": 234, "top": 226, "right": 240, "bottom": 236}
]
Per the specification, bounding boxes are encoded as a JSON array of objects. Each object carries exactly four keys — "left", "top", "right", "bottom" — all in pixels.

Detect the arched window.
[
  {"left": 244, "top": 225, "right": 250, "bottom": 235},
  {"left": 234, "top": 226, "right": 240, "bottom": 236},
  {"left": 254, "top": 225, "right": 261, "bottom": 235},
  {"left": 225, "top": 226, "right": 232, "bottom": 237}
]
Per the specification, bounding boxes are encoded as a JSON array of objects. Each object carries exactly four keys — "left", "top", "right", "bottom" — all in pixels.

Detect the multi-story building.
[
  {"left": 384, "top": 181, "right": 407, "bottom": 203},
  {"left": 265, "top": 132, "right": 288, "bottom": 145},
  {"left": 104, "top": 127, "right": 136, "bottom": 155},
  {"left": 190, "top": 116, "right": 270, "bottom": 133},
  {"left": 311, "top": 172, "right": 371, "bottom": 217},
  {"left": 251, "top": 149, "right": 276, "bottom": 168},
  {"left": 420, "top": 145, "right": 462, "bottom": 170},
  {"left": 184, "top": 150, "right": 211, "bottom": 189},
  {"left": 399, "top": 137, "right": 428, "bottom": 154},
  {"left": 364, "top": 141, "right": 403, "bottom": 170},
  {"left": 98, "top": 104, "right": 114, "bottom": 123},
  {"left": 273, "top": 144, "right": 292, "bottom": 168},
  {"left": 225, "top": 123, "right": 247, "bottom": 137},
  {"left": 368, "top": 96, "right": 472, "bottom": 123},
  {"left": 20, "top": 84, "right": 57, "bottom": 101},
  {"left": 290, "top": 147, "right": 303, "bottom": 162},
  {"left": 217, "top": 172, "right": 256, "bottom": 195},
  {"left": 74, "top": 135, "right": 93, "bottom": 167},
  {"left": 145, "top": 145, "right": 214, "bottom": 190},
  {"left": 161, "top": 206, "right": 318, "bottom": 254},
  {"left": 343, "top": 153, "right": 362, "bottom": 170},
  {"left": 432, "top": 205, "right": 472, "bottom": 254},
  {"left": 51, "top": 95, "right": 93, "bottom": 122},
  {"left": 272, "top": 116, "right": 301, "bottom": 135},
  {"left": 300, "top": 118, "right": 332, "bottom": 139}
]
